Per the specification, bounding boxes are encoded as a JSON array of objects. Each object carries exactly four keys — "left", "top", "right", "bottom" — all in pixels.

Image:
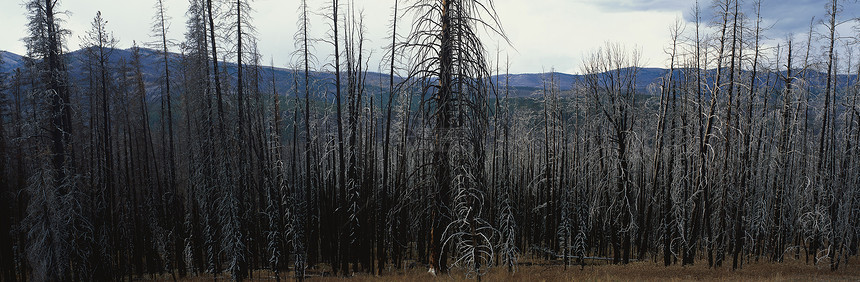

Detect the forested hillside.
[{"left": 1, "top": 0, "right": 859, "bottom": 281}]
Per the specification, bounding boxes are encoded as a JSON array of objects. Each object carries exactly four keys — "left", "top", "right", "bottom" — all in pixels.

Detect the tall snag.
[{"left": 404, "top": 0, "right": 506, "bottom": 276}]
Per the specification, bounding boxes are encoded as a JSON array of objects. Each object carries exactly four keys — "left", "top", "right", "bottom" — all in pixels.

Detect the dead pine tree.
[
  {"left": 80, "top": 11, "right": 120, "bottom": 280},
  {"left": 378, "top": 0, "right": 400, "bottom": 274},
  {"left": 221, "top": 0, "right": 255, "bottom": 279},
  {"left": 343, "top": 1, "right": 370, "bottom": 273},
  {"left": 684, "top": 0, "right": 705, "bottom": 266},
  {"left": 150, "top": 0, "right": 186, "bottom": 276},
  {"left": 403, "top": 0, "right": 507, "bottom": 277},
  {"left": 322, "top": 0, "right": 349, "bottom": 274},
  {"left": 580, "top": 43, "right": 641, "bottom": 265},
  {"left": 818, "top": 0, "right": 837, "bottom": 270},
  {"left": 654, "top": 18, "right": 683, "bottom": 267},
  {"left": 21, "top": 0, "right": 79, "bottom": 280},
  {"left": 733, "top": 0, "right": 764, "bottom": 270},
  {"left": 290, "top": 0, "right": 315, "bottom": 279}
]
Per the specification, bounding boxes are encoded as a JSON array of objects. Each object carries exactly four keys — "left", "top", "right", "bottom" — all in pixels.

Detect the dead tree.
[
  {"left": 22, "top": 0, "right": 77, "bottom": 280},
  {"left": 580, "top": 43, "right": 641, "bottom": 264},
  {"left": 404, "top": 0, "right": 506, "bottom": 276}
]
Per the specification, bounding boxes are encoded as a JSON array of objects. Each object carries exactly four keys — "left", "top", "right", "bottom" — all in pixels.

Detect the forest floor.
[{"left": 155, "top": 257, "right": 860, "bottom": 281}]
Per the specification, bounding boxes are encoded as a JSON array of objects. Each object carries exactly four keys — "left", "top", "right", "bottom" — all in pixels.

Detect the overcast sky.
[{"left": 0, "top": 0, "right": 856, "bottom": 74}]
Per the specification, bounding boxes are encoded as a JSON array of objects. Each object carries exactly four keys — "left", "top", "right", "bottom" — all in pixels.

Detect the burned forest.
[{"left": 1, "top": 0, "right": 860, "bottom": 281}]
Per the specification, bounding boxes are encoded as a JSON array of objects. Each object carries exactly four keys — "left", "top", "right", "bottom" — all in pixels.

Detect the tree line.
[{"left": 0, "top": 0, "right": 858, "bottom": 281}]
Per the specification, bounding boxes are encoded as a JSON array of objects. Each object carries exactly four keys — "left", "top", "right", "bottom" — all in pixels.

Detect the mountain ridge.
[
  {"left": 0, "top": 48, "right": 666, "bottom": 98},
  {"left": 2, "top": 48, "right": 855, "bottom": 99}
]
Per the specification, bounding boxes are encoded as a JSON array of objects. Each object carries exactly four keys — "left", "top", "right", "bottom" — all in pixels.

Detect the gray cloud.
[
  {"left": 591, "top": 0, "right": 857, "bottom": 39},
  {"left": 584, "top": 0, "right": 691, "bottom": 12},
  {"left": 756, "top": 0, "right": 848, "bottom": 37}
]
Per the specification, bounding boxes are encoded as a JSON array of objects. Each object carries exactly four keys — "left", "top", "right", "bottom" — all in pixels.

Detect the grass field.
[{"left": 155, "top": 257, "right": 860, "bottom": 281}]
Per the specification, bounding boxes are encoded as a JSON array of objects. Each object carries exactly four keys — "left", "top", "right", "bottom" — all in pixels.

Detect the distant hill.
[
  {"left": 490, "top": 68, "right": 669, "bottom": 97},
  {"left": 1, "top": 47, "right": 374, "bottom": 101},
  {"left": 0, "top": 48, "right": 671, "bottom": 99},
  {"left": 1, "top": 48, "right": 855, "bottom": 100},
  {"left": 0, "top": 50, "right": 25, "bottom": 73}
]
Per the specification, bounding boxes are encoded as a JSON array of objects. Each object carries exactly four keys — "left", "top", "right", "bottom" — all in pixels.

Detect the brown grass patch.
[{"left": 144, "top": 257, "right": 860, "bottom": 281}]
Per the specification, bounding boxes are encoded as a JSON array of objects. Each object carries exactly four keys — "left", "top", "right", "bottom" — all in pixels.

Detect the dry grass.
[{"left": 146, "top": 257, "right": 860, "bottom": 281}]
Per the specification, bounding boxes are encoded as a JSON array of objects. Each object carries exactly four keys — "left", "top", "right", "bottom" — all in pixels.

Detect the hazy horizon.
[{"left": 2, "top": 0, "right": 856, "bottom": 74}]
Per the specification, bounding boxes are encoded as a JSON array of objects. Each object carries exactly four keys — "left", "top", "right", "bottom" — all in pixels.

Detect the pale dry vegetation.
[{"left": 144, "top": 258, "right": 860, "bottom": 281}]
